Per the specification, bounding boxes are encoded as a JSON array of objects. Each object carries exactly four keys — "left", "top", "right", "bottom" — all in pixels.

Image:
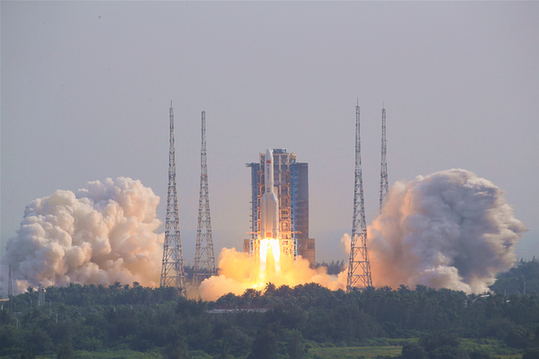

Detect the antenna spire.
[
  {"left": 347, "top": 101, "right": 373, "bottom": 291},
  {"left": 379, "top": 107, "right": 388, "bottom": 213},
  {"left": 193, "top": 111, "right": 217, "bottom": 285},
  {"left": 160, "top": 103, "right": 186, "bottom": 294},
  {"left": 8, "top": 264, "right": 14, "bottom": 315}
]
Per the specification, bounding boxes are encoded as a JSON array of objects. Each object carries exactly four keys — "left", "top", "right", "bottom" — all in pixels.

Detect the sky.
[{"left": 2, "top": 1, "right": 538, "bottom": 266}]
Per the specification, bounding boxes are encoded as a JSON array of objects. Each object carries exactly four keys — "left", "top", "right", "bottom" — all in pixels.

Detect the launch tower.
[
  {"left": 193, "top": 111, "right": 217, "bottom": 285},
  {"left": 379, "top": 107, "right": 388, "bottom": 213},
  {"left": 8, "top": 264, "right": 13, "bottom": 315},
  {"left": 160, "top": 103, "right": 186, "bottom": 294},
  {"left": 346, "top": 101, "right": 373, "bottom": 291},
  {"left": 246, "top": 149, "right": 315, "bottom": 267}
]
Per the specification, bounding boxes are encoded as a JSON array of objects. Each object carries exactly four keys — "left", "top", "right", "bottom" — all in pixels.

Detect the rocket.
[{"left": 260, "top": 149, "right": 280, "bottom": 239}]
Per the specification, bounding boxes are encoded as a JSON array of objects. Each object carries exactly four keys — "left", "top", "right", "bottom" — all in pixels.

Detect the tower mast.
[
  {"left": 8, "top": 264, "right": 14, "bottom": 315},
  {"left": 379, "top": 106, "right": 388, "bottom": 213},
  {"left": 347, "top": 100, "right": 373, "bottom": 291},
  {"left": 160, "top": 102, "right": 186, "bottom": 294},
  {"left": 193, "top": 111, "right": 217, "bottom": 285}
]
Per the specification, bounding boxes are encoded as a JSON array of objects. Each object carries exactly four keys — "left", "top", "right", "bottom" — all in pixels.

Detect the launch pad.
[{"left": 245, "top": 149, "right": 314, "bottom": 278}]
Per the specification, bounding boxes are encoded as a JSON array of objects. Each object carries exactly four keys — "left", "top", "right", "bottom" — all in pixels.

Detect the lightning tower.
[
  {"left": 346, "top": 100, "right": 373, "bottom": 291},
  {"left": 379, "top": 106, "right": 388, "bottom": 213},
  {"left": 160, "top": 102, "right": 186, "bottom": 294},
  {"left": 193, "top": 111, "right": 217, "bottom": 285},
  {"left": 8, "top": 264, "right": 13, "bottom": 315}
]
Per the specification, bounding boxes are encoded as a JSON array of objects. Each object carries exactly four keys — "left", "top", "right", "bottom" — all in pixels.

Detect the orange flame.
[{"left": 196, "top": 242, "right": 347, "bottom": 301}]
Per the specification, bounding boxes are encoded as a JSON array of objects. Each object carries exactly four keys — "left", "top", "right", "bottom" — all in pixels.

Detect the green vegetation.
[
  {"left": 490, "top": 258, "right": 539, "bottom": 295},
  {"left": 1, "top": 259, "right": 539, "bottom": 358},
  {"left": 306, "top": 344, "right": 402, "bottom": 358}
]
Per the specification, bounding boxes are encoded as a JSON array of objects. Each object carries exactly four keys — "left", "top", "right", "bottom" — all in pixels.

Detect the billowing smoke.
[
  {"left": 368, "top": 169, "right": 527, "bottom": 293},
  {"left": 1, "top": 177, "right": 163, "bottom": 295},
  {"left": 1, "top": 169, "right": 525, "bottom": 298},
  {"left": 198, "top": 248, "right": 347, "bottom": 301}
]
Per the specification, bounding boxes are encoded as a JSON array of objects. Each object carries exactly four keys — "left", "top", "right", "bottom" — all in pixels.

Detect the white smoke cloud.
[
  {"left": 1, "top": 177, "right": 163, "bottom": 295},
  {"left": 368, "top": 169, "right": 527, "bottom": 293},
  {"left": 1, "top": 170, "right": 526, "bottom": 298},
  {"left": 340, "top": 233, "right": 351, "bottom": 254}
]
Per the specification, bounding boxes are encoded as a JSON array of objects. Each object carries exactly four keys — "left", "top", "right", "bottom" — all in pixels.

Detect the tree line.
[
  {"left": 489, "top": 257, "right": 539, "bottom": 295},
  {"left": 0, "top": 259, "right": 538, "bottom": 359}
]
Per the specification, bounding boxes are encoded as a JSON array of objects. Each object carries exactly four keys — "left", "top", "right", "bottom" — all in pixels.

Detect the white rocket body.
[{"left": 260, "top": 149, "right": 280, "bottom": 239}]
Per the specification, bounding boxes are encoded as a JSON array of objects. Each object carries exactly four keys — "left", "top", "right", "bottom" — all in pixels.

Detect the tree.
[
  {"left": 25, "top": 328, "right": 54, "bottom": 353},
  {"left": 522, "top": 348, "right": 539, "bottom": 359},
  {"left": 162, "top": 342, "right": 189, "bottom": 359},
  {"left": 56, "top": 343, "right": 74, "bottom": 359},
  {"left": 401, "top": 342, "right": 427, "bottom": 359},
  {"left": 490, "top": 258, "right": 539, "bottom": 295},
  {"left": 264, "top": 283, "right": 276, "bottom": 296},
  {"left": 419, "top": 332, "right": 461, "bottom": 352},
  {"left": 19, "top": 350, "right": 36, "bottom": 359},
  {"left": 162, "top": 334, "right": 189, "bottom": 359},
  {"left": 469, "top": 350, "right": 492, "bottom": 359},
  {"left": 0, "top": 308, "right": 12, "bottom": 326},
  {"left": 247, "top": 326, "right": 278, "bottom": 359},
  {"left": 241, "top": 288, "right": 262, "bottom": 304},
  {"left": 505, "top": 325, "right": 533, "bottom": 349},
  {"left": 287, "top": 330, "right": 305, "bottom": 359},
  {"left": 428, "top": 345, "right": 470, "bottom": 359}
]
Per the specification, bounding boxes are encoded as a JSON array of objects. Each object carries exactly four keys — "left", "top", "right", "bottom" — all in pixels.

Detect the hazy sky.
[{"left": 2, "top": 1, "right": 538, "bottom": 264}]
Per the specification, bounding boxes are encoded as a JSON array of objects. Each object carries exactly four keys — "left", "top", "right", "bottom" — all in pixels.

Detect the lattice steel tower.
[
  {"left": 160, "top": 102, "right": 186, "bottom": 294},
  {"left": 8, "top": 264, "right": 13, "bottom": 315},
  {"left": 347, "top": 100, "right": 373, "bottom": 291},
  {"left": 193, "top": 111, "right": 217, "bottom": 285},
  {"left": 379, "top": 106, "right": 388, "bottom": 213}
]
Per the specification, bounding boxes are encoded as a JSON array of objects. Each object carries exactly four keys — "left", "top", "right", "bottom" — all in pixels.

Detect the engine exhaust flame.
[
  {"left": 259, "top": 238, "right": 281, "bottom": 278},
  {"left": 196, "top": 246, "right": 347, "bottom": 301}
]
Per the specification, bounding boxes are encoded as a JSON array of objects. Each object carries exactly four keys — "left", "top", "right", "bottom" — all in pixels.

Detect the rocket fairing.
[{"left": 259, "top": 149, "right": 280, "bottom": 239}]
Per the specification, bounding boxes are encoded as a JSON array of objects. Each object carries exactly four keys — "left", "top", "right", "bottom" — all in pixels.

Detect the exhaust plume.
[
  {"left": 368, "top": 169, "right": 526, "bottom": 293},
  {"left": 1, "top": 177, "right": 163, "bottom": 295},
  {"left": 198, "top": 248, "right": 347, "bottom": 301}
]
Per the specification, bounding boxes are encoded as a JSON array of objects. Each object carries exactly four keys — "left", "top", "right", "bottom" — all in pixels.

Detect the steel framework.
[
  {"left": 379, "top": 107, "right": 388, "bottom": 213},
  {"left": 346, "top": 101, "right": 373, "bottom": 291},
  {"left": 290, "top": 164, "right": 299, "bottom": 259},
  {"left": 8, "top": 264, "right": 13, "bottom": 315},
  {"left": 160, "top": 102, "right": 186, "bottom": 294},
  {"left": 193, "top": 111, "right": 217, "bottom": 285}
]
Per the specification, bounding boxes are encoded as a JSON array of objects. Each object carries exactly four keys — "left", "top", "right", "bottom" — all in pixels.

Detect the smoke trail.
[
  {"left": 368, "top": 169, "right": 527, "bottom": 293},
  {"left": 1, "top": 177, "right": 163, "bottom": 295}
]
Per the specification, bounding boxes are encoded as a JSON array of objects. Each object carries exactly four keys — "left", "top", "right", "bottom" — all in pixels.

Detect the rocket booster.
[{"left": 260, "top": 149, "right": 280, "bottom": 239}]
